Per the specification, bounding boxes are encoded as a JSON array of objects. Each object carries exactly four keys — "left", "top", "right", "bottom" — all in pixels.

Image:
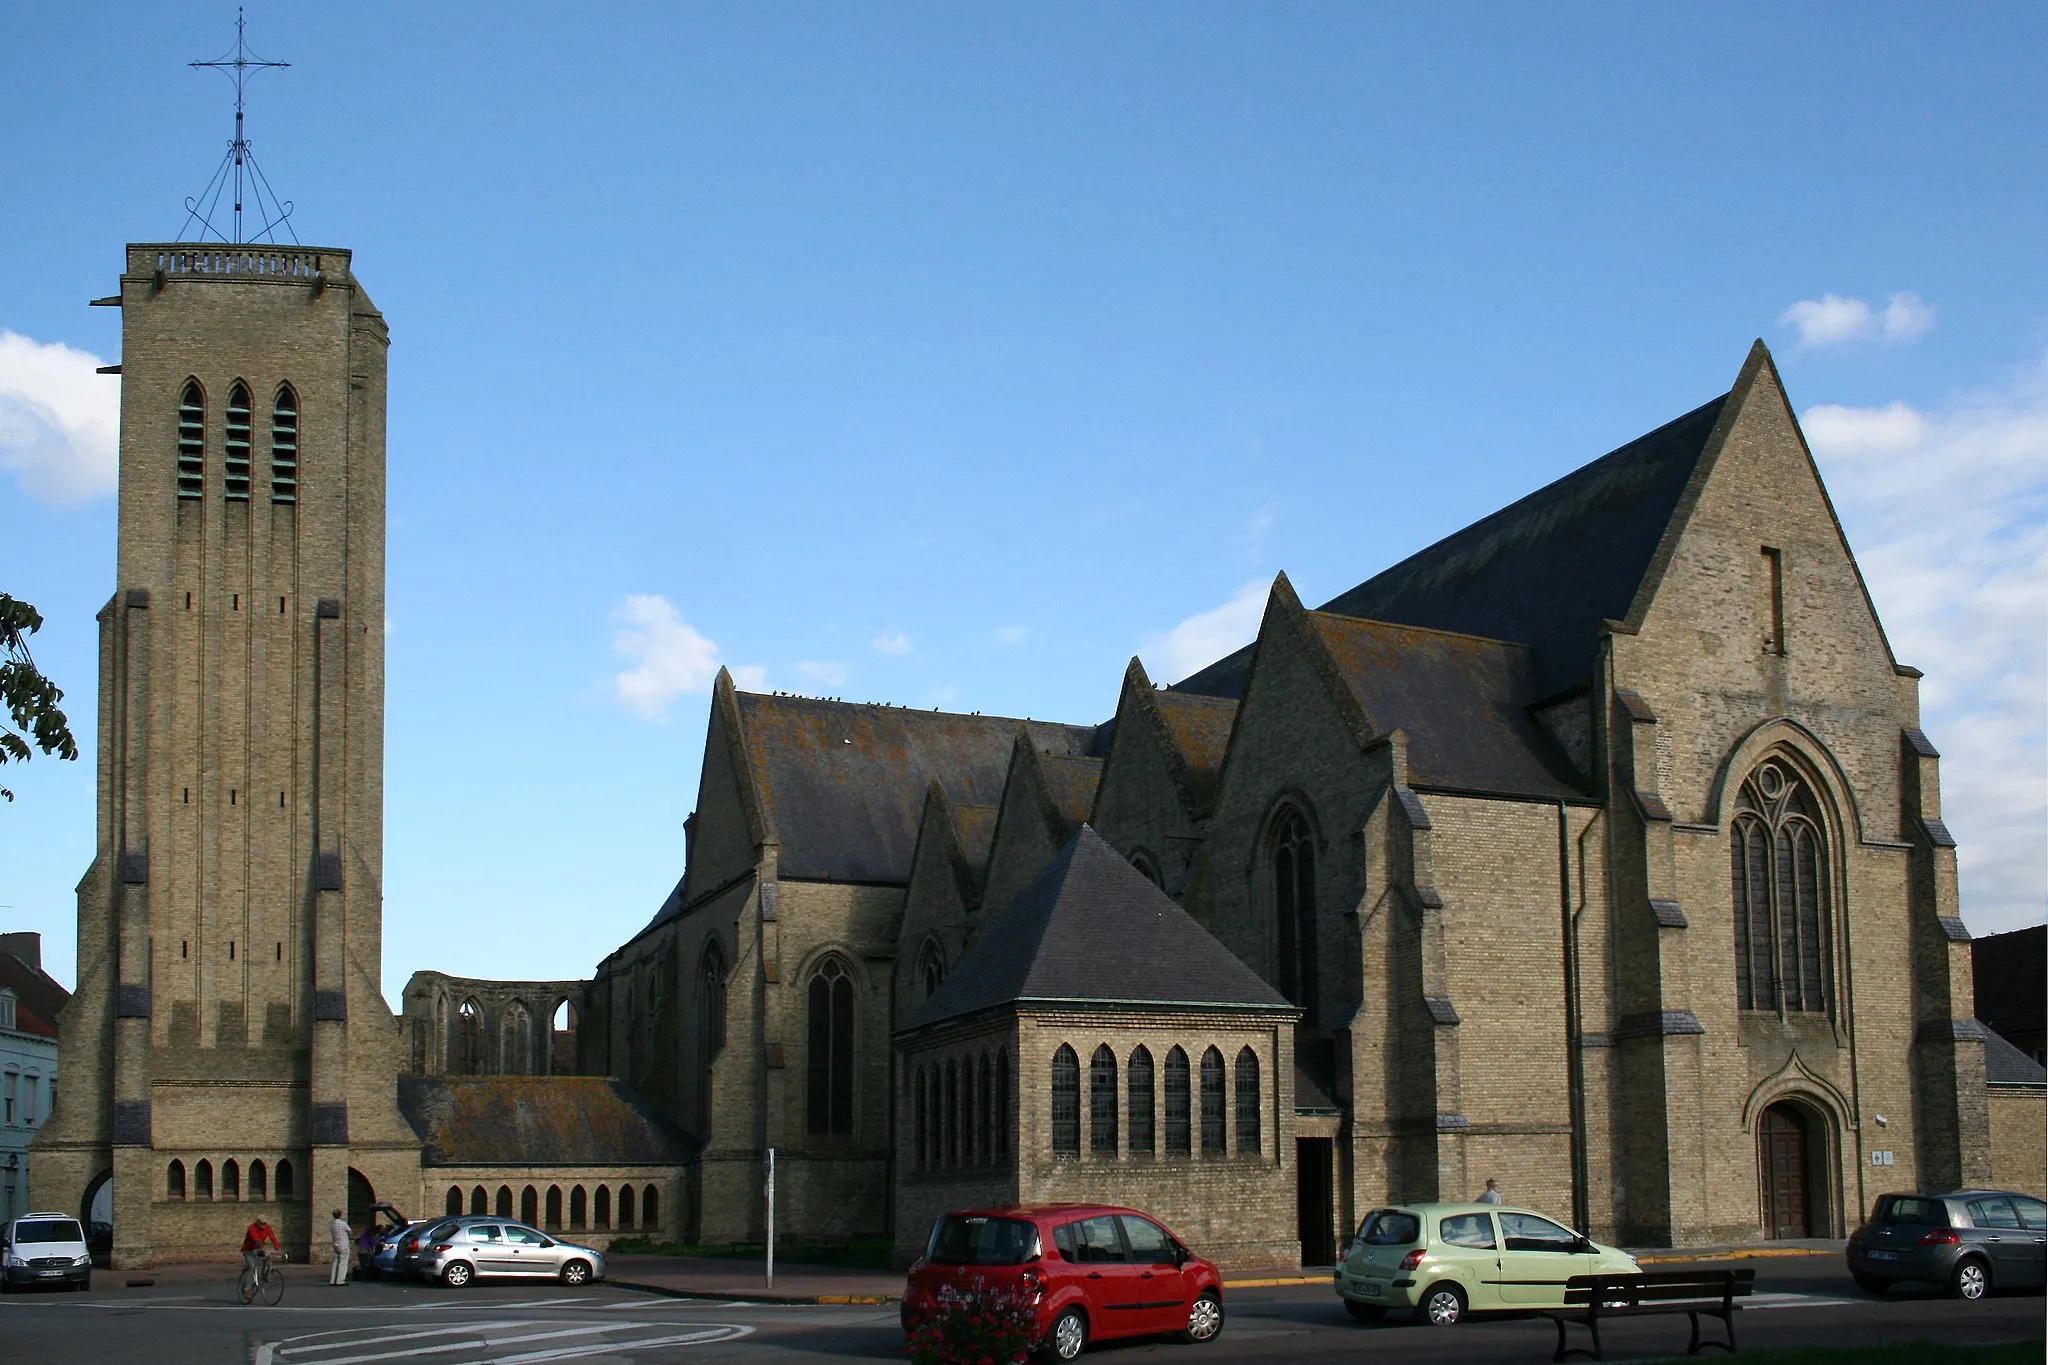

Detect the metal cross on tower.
[{"left": 181, "top": 7, "right": 297, "bottom": 244}]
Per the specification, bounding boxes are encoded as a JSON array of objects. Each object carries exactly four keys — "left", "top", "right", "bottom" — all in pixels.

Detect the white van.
[{"left": 1, "top": 1212, "right": 93, "bottom": 1292}]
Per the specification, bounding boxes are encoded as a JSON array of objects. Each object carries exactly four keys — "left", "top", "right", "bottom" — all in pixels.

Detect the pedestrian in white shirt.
[
  {"left": 328, "top": 1211, "right": 353, "bottom": 1285},
  {"left": 1476, "top": 1178, "right": 1503, "bottom": 1205}
]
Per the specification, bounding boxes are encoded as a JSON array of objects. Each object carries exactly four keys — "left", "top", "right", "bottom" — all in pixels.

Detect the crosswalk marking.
[{"left": 253, "top": 1318, "right": 756, "bottom": 1365}]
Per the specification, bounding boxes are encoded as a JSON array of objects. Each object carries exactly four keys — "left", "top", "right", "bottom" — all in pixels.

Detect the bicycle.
[{"left": 238, "top": 1249, "right": 286, "bottom": 1305}]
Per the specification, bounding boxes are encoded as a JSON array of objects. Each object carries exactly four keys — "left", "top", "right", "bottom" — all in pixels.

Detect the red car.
[{"left": 902, "top": 1204, "right": 1225, "bottom": 1361}]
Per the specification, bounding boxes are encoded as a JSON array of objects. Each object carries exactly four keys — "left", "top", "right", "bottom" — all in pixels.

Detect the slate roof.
[
  {"left": 736, "top": 694, "right": 1101, "bottom": 885},
  {"left": 1972, "top": 925, "right": 2045, "bottom": 1049},
  {"left": 1151, "top": 690, "right": 1237, "bottom": 811},
  {"left": 1982, "top": 1026, "right": 2047, "bottom": 1088},
  {"left": 1304, "top": 614, "right": 1585, "bottom": 799},
  {"left": 1177, "top": 395, "right": 1728, "bottom": 701},
  {"left": 0, "top": 948, "right": 69, "bottom": 1040},
  {"left": 1041, "top": 755, "right": 1104, "bottom": 828},
  {"left": 903, "top": 827, "right": 1294, "bottom": 1034},
  {"left": 397, "top": 1075, "right": 697, "bottom": 1167}
]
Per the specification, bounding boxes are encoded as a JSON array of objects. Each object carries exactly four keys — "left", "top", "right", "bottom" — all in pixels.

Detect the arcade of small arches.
[
  {"left": 163, "top": 1155, "right": 296, "bottom": 1204},
  {"left": 1052, "top": 1042, "right": 1263, "bottom": 1161},
  {"left": 910, "top": 1048, "right": 1011, "bottom": 1172},
  {"left": 437, "top": 1180, "right": 662, "bottom": 1236}
]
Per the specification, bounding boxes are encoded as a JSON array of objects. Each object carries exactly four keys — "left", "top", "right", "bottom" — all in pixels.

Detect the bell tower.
[{"left": 31, "top": 20, "right": 419, "bottom": 1267}]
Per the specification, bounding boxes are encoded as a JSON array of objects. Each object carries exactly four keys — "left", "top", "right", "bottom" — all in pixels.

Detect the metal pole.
[{"left": 765, "top": 1147, "right": 776, "bottom": 1289}]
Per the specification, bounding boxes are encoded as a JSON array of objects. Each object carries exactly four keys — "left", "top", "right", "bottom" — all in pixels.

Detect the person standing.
[
  {"left": 1477, "top": 1178, "right": 1503, "bottom": 1205},
  {"left": 328, "top": 1211, "right": 353, "bottom": 1286}
]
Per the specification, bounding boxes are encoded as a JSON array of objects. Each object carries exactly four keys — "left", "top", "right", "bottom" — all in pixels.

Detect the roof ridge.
[{"left": 1306, "top": 609, "right": 1533, "bottom": 651}]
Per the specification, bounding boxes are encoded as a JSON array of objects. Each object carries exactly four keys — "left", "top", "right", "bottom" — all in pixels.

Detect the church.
[{"left": 30, "top": 231, "right": 2043, "bottom": 1267}]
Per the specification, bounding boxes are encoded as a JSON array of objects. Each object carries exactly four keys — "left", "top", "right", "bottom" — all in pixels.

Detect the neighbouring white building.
[{"left": 2, "top": 934, "right": 66, "bottom": 1224}]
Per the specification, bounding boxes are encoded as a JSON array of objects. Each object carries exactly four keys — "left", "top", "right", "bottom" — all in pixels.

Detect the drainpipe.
[{"left": 1558, "top": 801, "right": 1590, "bottom": 1233}]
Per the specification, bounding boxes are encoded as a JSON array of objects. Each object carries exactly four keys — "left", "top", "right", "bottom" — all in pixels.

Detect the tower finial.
[{"left": 182, "top": 7, "right": 297, "bottom": 244}]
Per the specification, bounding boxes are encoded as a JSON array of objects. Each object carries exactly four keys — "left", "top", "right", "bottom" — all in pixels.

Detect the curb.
[
  {"left": 610, "top": 1279, "right": 898, "bottom": 1306},
  {"left": 1634, "top": 1247, "right": 1837, "bottom": 1264},
  {"left": 1225, "top": 1275, "right": 1331, "bottom": 1288}
]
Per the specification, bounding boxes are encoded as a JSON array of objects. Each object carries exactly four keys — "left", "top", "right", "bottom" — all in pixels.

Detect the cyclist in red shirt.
[{"left": 242, "top": 1215, "right": 282, "bottom": 1281}]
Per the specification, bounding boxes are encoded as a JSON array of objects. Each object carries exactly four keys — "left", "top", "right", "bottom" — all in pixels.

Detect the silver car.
[{"left": 417, "top": 1220, "right": 607, "bottom": 1288}]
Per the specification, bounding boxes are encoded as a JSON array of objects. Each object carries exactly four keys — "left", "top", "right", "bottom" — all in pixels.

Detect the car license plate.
[
  {"left": 1868, "top": 1251, "right": 1898, "bottom": 1261},
  {"left": 1358, "top": 1282, "right": 1382, "bottom": 1298},
  {"left": 38, "top": 1269, "right": 64, "bottom": 1277}
]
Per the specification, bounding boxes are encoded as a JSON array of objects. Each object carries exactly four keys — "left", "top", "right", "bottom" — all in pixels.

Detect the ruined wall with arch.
[{"left": 400, "top": 971, "right": 589, "bottom": 1077}]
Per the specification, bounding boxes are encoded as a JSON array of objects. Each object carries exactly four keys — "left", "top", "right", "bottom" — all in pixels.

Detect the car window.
[
  {"left": 505, "top": 1226, "right": 549, "bottom": 1246},
  {"left": 1875, "top": 1197, "right": 1947, "bottom": 1226},
  {"left": 1966, "top": 1198, "right": 2021, "bottom": 1229},
  {"left": 467, "top": 1225, "right": 502, "bottom": 1241},
  {"left": 1358, "top": 1210, "right": 1421, "bottom": 1246},
  {"left": 926, "top": 1215, "right": 1039, "bottom": 1266},
  {"left": 1066, "top": 1216, "right": 1127, "bottom": 1264},
  {"left": 1499, "top": 1212, "right": 1578, "bottom": 1252},
  {"left": 2014, "top": 1198, "right": 2046, "bottom": 1231},
  {"left": 1119, "top": 1216, "right": 1176, "bottom": 1263},
  {"left": 1440, "top": 1213, "right": 1496, "bottom": 1249},
  {"left": 13, "top": 1219, "right": 84, "bottom": 1244}
]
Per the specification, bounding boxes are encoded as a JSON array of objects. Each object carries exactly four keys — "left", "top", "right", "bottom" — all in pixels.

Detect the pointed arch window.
[
  {"left": 1089, "top": 1045, "right": 1118, "bottom": 1155},
  {"left": 1731, "top": 759, "right": 1832, "bottom": 1014},
  {"left": 698, "top": 940, "right": 727, "bottom": 1127},
  {"left": 224, "top": 382, "right": 253, "bottom": 500},
  {"left": 916, "top": 941, "right": 945, "bottom": 1002},
  {"left": 1051, "top": 1044, "right": 1080, "bottom": 1155},
  {"left": 994, "top": 1048, "right": 1010, "bottom": 1155},
  {"left": 177, "top": 381, "right": 205, "bottom": 498},
  {"left": 805, "top": 956, "right": 855, "bottom": 1136},
  {"left": 270, "top": 385, "right": 298, "bottom": 503},
  {"left": 1164, "top": 1046, "right": 1191, "bottom": 1156},
  {"left": 1200, "top": 1047, "right": 1228, "bottom": 1156},
  {"left": 1234, "top": 1047, "right": 1261, "bottom": 1155},
  {"left": 1272, "top": 809, "right": 1319, "bottom": 1019},
  {"left": 1127, "top": 1045, "right": 1154, "bottom": 1155}
]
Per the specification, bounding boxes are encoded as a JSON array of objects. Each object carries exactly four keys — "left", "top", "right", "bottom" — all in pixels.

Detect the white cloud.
[
  {"left": 0, "top": 330, "right": 120, "bottom": 503},
  {"left": 794, "top": 659, "right": 848, "bottom": 689},
  {"left": 611, "top": 594, "right": 759, "bottom": 717},
  {"left": 1779, "top": 292, "right": 1935, "bottom": 349},
  {"left": 871, "top": 631, "right": 912, "bottom": 657},
  {"left": 1804, "top": 355, "right": 2048, "bottom": 934},
  {"left": 1140, "top": 578, "right": 1270, "bottom": 684}
]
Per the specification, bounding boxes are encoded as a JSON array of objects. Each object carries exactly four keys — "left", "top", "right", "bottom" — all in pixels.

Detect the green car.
[{"left": 1333, "top": 1203, "right": 1640, "bottom": 1326}]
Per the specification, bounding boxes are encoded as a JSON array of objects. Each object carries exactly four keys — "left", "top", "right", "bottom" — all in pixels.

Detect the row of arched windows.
[
  {"left": 175, "top": 379, "right": 297, "bottom": 504},
  {"left": 166, "top": 1157, "right": 293, "bottom": 1202},
  {"left": 1052, "top": 1044, "right": 1261, "bottom": 1159},
  {"left": 445, "top": 996, "right": 577, "bottom": 1076},
  {"left": 442, "top": 1181, "right": 660, "bottom": 1233},
  {"left": 911, "top": 1050, "right": 1011, "bottom": 1171}
]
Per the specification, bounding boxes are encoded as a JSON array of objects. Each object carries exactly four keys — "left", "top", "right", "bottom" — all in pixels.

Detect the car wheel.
[
  {"left": 1182, "top": 1290, "right": 1224, "bottom": 1343},
  {"left": 1851, "top": 1273, "right": 1888, "bottom": 1296},
  {"left": 1042, "top": 1306, "right": 1088, "bottom": 1361},
  {"left": 442, "top": 1261, "right": 474, "bottom": 1289},
  {"left": 1949, "top": 1258, "right": 1990, "bottom": 1301},
  {"left": 1419, "top": 1283, "right": 1466, "bottom": 1326},
  {"left": 1343, "top": 1299, "right": 1385, "bottom": 1323},
  {"left": 560, "top": 1260, "right": 592, "bottom": 1286}
]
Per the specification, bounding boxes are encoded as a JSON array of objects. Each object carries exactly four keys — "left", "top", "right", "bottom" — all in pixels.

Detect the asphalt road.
[{"left": 0, "top": 1258, "right": 2039, "bottom": 1364}]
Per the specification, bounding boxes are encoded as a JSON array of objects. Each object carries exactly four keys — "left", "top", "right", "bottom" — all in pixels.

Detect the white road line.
[
  {"left": 479, "top": 1325, "right": 753, "bottom": 1363},
  {"left": 278, "top": 1320, "right": 664, "bottom": 1365}
]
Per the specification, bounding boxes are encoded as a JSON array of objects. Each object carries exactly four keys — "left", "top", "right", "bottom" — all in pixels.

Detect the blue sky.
[{"left": 4, "top": 3, "right": 2043, "bottom": 1002}]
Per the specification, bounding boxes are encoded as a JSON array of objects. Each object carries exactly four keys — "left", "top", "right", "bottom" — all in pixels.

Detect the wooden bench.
[{"left": 1542, "top": 1268, "right": 1755, "bottom": 1362}]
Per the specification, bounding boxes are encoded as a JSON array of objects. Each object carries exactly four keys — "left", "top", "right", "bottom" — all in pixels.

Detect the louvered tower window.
[
  {"left": 271, "top": 385, "right": 298, "bottom": 503},
  {"left": 224, "top": 382, "right": 253, "bottom": 500},
  {"left": 177, "top": 381, "right": 205, "bottom": 498},
  {"left": 1730, "top": 759, "right": 1832, "bottom": 1014}
]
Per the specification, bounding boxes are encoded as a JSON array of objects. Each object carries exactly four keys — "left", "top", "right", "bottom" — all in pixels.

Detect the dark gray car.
[{"left": 1847, "top": 1190, "right": 2046, "bottom": 1298}]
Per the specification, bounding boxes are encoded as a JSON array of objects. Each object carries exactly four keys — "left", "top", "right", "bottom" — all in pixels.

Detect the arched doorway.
[
  {"left": 81, "top": 1170, "right": 113, "bottom": 1267},
  {"left": 347, "top": 1168, "right": 376, "bottom": 1232},
  {"left": 1758, "top": 1102, "right": 1816, "bottom": 1238}
]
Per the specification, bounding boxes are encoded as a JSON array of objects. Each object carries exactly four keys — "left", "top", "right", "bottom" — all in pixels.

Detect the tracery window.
[
  {"left": 1051, "top": 1045, "right": 1080, "bottom": 1155},
  {"left": 177, "top": 380, "right": 205, "bottom": 498},
  {"left": 454, "top": 999, "right": 482, "bottom": 1075},
  {"left": 1200, "top": 1047, "right": 1227, "bottom": 1156},
  {"left": 501, "top": 1001, "right": 532, "bottom": 1075},
  {"left": 698, "top": 940, "right": 727, "bottom": 1126},
  {"left": 1730, "top": 759, "right": 1831, "bottom": 1014},
  {"left": 1164, "top": 1046, "right": 1191, "bottom": 1156},
  {"left": 224, "top": 382, "right": 253, "bottom": 500},
  {"left": 1272, "top": 809, "right": 1318, "bottom": 1019},
  {"left": 1089, "top": 1045, "right": 1118, "bottom": 1155},
  {"left": 270, "top": 385, "right": 298, "bottom": 503},
  {"left": 1234, "top": 1047, "right": 1261, "bottom": 1155},
  {"left": 806, "top": 956, "right": 856, "bottom": 1136},
  {"left": 1127, "top": 1045, "right": 1155, "bottom": 1155},
  {"left": 917, "top": 941, "right": 945, "bottom": 1001}
]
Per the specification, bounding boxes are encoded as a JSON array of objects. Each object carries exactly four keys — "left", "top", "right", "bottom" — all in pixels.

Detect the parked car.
[
  {"left": 1847, "top": 1190, "right": 2046, "bottom": 1299},
  {"left": 902, "top": 1204, "right": 1225, "bottom": 1362},
  {"left": 1333, "top": 1203, "right": 1639, "bottom": 1326},
  {"left": 391, "top": 1217, "right": 470, "bottom": 1280},
  {"left": 1, "top": 1212, "right": 94, "bottom": 1293},
  {"left": 416, "top": 1220, "right": 606, "bottom": 1288},
  {"left": 367, "top": 1219, "right": 432, "bottom": 1280}
]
